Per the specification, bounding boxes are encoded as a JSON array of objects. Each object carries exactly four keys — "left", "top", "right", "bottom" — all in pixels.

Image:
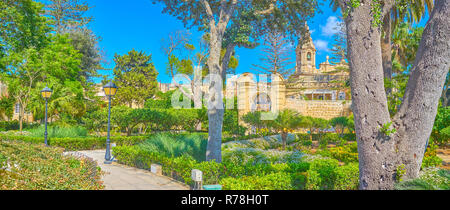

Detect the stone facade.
[{"left": 236, "top": 24, "right": 352, "bottom": 121}]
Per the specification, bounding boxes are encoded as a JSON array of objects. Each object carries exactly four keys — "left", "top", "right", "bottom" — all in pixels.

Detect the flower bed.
[{"left": 0, "top": 141, "right": 104, "bottom": 190}]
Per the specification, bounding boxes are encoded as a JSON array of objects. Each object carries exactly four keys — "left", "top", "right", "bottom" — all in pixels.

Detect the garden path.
[{"left": 76, "top": 150, "right": 190, "bottom": 190}]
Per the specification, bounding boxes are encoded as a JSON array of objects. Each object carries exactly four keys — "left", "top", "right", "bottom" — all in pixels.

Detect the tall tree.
[
  {"left": 64, "top": 27, "right": 103, "bottom": 86},
  {"left": 153, "top": 0, "right": 318, "bottom": 163},
  {"left": 113, "top": 50, "right": 159, "bottom": 108},
  {"left": 329, "top": 16, "right": 347, "bottom": 64},
  {"left": 337, "top": 0, "right": 450, "bottom": 190},
  {"left": 0, "top": 0, "right": 50, "bottom": 131},
  {"left": 252, "top": 32, "right": 295, "bottom": 78},
  {"left": 265, "top": 109, "right": 302, "bottom": 150},
  {"left": 161, "top": 30, "right": 191, "bottom": 78},
  {"left": 44, "top": 0, "right": 92, "bottom": 33},
  {"left": 44, "top": 0, "right": 103, "bottom": 99}
]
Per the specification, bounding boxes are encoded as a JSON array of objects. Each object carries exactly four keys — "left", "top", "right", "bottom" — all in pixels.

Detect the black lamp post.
[
  {"left": 41, "top": 87, "right": 52, "bottom": 146},
  {"left": 103, "top": 82, "right": 118, "bottom": 164}
]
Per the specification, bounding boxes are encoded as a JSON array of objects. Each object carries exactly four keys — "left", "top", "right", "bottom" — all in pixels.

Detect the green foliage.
[
  {"left": 138, "top": 133, "right": 208, "bottom": 162},
  {"left": 371, "top": 0, "right": 383, "bottom": 27},
  {"left": 113, "top": 49, "right": 159, "bottom": 108},
  {"left": 26, "top": 125, "right": 88, "bottom": 138},
  {"left": 0, "top": 121, "right": 39, "bottom": 131},
  {"left": 334, "top": 163, "right": 360, "bottom": 190},
  {"left": 0, "top": 134, "right": 147, "bottom": 151},
  {"left": 318, "top": 142, "right": 359, "bottom": 164},
  {"left": 396, "top": 164, "right": 406, "bottom": 182},
  {"left": 219, "top": 172, "right": 298, "bottom": 190},
  {"left": 343, "top": 0, "right": 361, "bottom": 18},
  {"left": 45, "top": 0, "right": 92, "bottom": 32},
  {"left": 380, "top": 122, "right": 397, "bottom": 136},
  {"left": 145, "top": 90, "right": 176, "bottom": 109},
  {"left": 422, "top": 155, "right": 443, "bottom": 169},
  {"left": 0, "top": 97, "right": 14, "bottom": 120},
  {"left": 439, "top": 126, "right": 450, "bottom": 143},
  {"left": 395, "top": 168, "right": 450, "bottom": 190},
  {"left": 154, "top": 0, "right": 319, "bottom": 43},
  {"left": 0, "top": 141, "right": 103, "bottom": 190},
  {"left": 432, "top": 107, "right": 450, "bottom": 145},
  {"left": 112, "top": 133, "right": 360, "bottom": 190}
]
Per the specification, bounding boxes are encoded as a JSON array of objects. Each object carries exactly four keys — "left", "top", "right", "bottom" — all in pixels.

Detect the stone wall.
[{"left": 285, "top": 99, "right": 352, "bottom": 120}]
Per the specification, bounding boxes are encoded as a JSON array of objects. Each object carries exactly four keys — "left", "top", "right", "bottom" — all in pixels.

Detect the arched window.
[{"left": 307, "top": 52, "right": 312, "bottom": 61}]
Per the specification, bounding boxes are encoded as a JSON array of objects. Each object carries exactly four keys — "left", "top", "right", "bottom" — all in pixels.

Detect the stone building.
[
  {"left": 159, "top": 25, "right": 352, "bottom": 121},
  {"left": 235, "top": 24, "right": 352, "bottom": 121}
]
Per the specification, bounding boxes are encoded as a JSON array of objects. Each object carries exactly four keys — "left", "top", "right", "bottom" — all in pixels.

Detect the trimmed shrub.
[
  {"left": 308, "top": 158, "right": 339, "bottom": 190},
  {"left": 220, "top": 172, "right": 297, "bottom": 190},
  {"left": 0, "top": 141, "right": 104, "bottom": 190},
  {"left": 0, "top": 134, "right": 147, "bottom": 151},
  {"left": 318, "top": 142, "right": 359, "bottom": 164},
  {"left": 334, "top": 163, "right": 359, "bottom": 190},
  {"left": 0, "top": 121, "right": 39, "bottom": 131},
  {"left": 27, "top": 125, "right": 88, "bottom": 138}
]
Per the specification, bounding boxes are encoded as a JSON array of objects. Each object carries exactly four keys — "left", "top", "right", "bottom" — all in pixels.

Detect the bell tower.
[{"left": 296, "top": 24, "right": 316, "bottom": 74}]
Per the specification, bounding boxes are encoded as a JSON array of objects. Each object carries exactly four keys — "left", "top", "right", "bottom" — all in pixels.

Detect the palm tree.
[
  {"left": 265, "top": 109, "right": 302, "bottom": 150},
  {"left": 331, "top": 116, "right": 349, "bottom": 138},
  {"left": 241, "top": 111, "right": 266, "bottom": 136}
]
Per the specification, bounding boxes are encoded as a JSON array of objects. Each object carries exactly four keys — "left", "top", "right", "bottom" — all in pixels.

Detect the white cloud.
[
  {"left": 321, "top": 16, "right": 341, "bottom": 37},
  {"left": 314, "top": 40, "right": 329, "bottom": 52}
]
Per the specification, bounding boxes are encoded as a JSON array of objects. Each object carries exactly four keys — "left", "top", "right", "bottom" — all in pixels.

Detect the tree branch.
[
  {"left": 255, "top": 0, "right": 276, "bottom": 15},
  {"left": 217, "top": 0, "right": 237, "bottom": 34},
  {"left": 201, "top": 0, "right": 216, "bottom": 29},
  {"left": 394, "top": 0, "right": 450, "bottom": 125},
  {"left": 221, "top": 42, "right": 236, "bottom": 78}
]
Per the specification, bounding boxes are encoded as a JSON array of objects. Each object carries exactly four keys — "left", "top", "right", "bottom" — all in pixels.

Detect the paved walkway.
[{"left": 76, "top": 150, "right": 189, "bottom": 190}]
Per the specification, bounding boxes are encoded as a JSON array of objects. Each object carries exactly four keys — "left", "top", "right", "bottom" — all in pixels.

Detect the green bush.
[
  {"left": 308, "top": 158, "right": 339, "bottom": 190},
  {"left": 395, "top": 168, "right": 449, "bottom": 190},
  {"left": 0, "top": 134, "right": 147, "bottom": 151},
  {"left": 305, "top": 170, "right": 321, "bottom": 190},
  {"left": 0, "top": 141, "right": 104, "bottom": 190},
  {"left": 113, "top": 141, "right": 362, "bottom": 190},
  {"left": 334, "top": 163, "right": 360, "bottom": 190},
  {"left": 422, "top": 155, "right": 443, "bottom": 169},
  {"left": 318, "top": 142, "right": 359, "bottom": 164},
  {"left": 220, "top": 172, "right": 298, "bottom": 190},
  {"left": 0, "top": 121, "right": 39, "bottom": 131},
  {"left": 138, "top": 133, "right": 208, "bottom": 162},
  {"left": 27, "top": 125, "right": 88, "bottom": 138}
]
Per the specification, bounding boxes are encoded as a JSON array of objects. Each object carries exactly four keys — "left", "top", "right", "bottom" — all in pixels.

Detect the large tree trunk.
[
  {"left": 202, "top": 0, "right": 237, "bottom": 163},
  {"left": 393, "top": 0, "right": 450, "bottom": 180},
  {"left": 344, "top": 0, "right": 450, "bottom": 190},
  {"left": 206, "top": 28, "right": 225, "bottom": 162},
  {"left": 381, "top": 14, "right": 392, "bottom": 95},
  {"left": 346, "top": 1, "right": 405, "bottom": 190}
]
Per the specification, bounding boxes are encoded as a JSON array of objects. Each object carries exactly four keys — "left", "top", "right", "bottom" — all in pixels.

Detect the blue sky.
[{"left": 84, "top": 0, "right": 429, "bottom": 84}]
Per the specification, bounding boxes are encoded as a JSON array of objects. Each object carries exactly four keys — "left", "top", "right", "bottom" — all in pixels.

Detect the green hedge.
[
  {"left": 0, "top": 134, "right": 148, "bottom": 151},
  {"left": 112, "top": 144, "right": 360, "bottom": 190},
  {"left": 0, "top": 121, "right": 39, "bottom": 131},
  {"left": 219, "top": 172, "right": 304, "bottom": 190},
  {"left": 0, "top": 141, "right": 104, "bottom": 190},
  {"left": 296, "top": 133, "right": 356, "bottom": 142}
]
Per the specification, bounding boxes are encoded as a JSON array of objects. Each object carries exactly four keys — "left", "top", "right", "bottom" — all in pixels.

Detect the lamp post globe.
[
  {"left": 41, "top": 87, "right": 52, "bottom": 146},
  {"left": 103, "top": 82, "right": 118, "bottom": 164}
]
